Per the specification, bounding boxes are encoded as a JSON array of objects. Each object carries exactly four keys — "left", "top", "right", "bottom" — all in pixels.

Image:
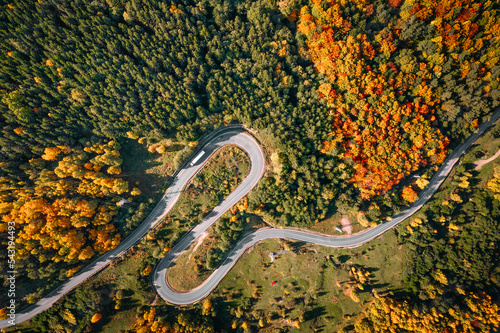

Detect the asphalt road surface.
[
  {"left": 153, "top": 108, "right": 500, "bottom": 305},
  {"left": 2, "top": 108, "right": 499, "bottom": 327},
  {"left": 0, "top": 127, "right": 261, "bottom": 328}
]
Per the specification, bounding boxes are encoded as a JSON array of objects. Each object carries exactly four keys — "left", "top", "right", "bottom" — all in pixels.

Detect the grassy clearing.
[
  {"left": 213, "top": 229, "right": 404, "bottom": 332},
  {"left": 163, "top": 146, "right": 264, "bottom": 291},
  {"left": 462, "top": 119, "right": 500, "bottom": 164},
  {"left": 166, "top": 214, "right": 266, "bottom": 292},
  {"left": 461, "top": 119, "right": 500, "bottom": 187},
  {"left": 120, "top": 138, "right": 184, "bottom": 198},
  {"left": 308, "top": 212, "right": 367, "bottom": 236},
  {"left": 252, "top": 128, "right": 283, "bottom": 181},
  {"left": 90, "top": 251, "right": 157, "bottom": 333},
  {"left": 115, "top": 137, "right": 188, "bottom": 237}
]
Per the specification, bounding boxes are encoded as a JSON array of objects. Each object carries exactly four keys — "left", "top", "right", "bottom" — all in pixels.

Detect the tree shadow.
[
  {"left": 304, "top": 306, "right": 327, "bottom": 321},
  {"left": 121, "top": 139, "right": 162, "bottom": 172},
  {"left": 353, "top": 264, "right": 380, "bottom": 274},
  {"left": 289, "top": 240, "right": 308, "bottom": 250},
  {"left": 371, "top": 282, "right": 390, "bottom": 289},
  {"left": 120, "top": 139, "right": 165, "bottom": 197},
  {"left": 387, "top": 287, "right": 411, "bottom": 300},
  {"left": 338, "top": 254, "right": 350, "bottom": 263}
]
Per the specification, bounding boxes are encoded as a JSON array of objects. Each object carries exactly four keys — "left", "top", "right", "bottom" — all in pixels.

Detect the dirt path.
[
  {"left": 474, "top": 147, "right": 500, "bottom": 170},
  {"left": 188, "top": 231, "right": 209, "bottom": 261},
  {"left": 341, "top": 216, "right": 353, "bottom": 235}
]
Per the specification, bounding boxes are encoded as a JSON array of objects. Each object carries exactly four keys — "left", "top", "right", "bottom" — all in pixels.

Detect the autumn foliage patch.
[
  {"left": 297, "top": 0, "right": 499, "bottom": 200},
  {"left": 298, "top": 1, "right": 448, "bottom": 199},
  {"left": 0, "top": 141, "right": 130, "bottom": 267}
]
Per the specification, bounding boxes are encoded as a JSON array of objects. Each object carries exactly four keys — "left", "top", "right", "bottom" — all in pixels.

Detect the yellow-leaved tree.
[
  {"left": 487, "top": 169, "right": 500, "bottom": 200},
  {"left": 90, "top": 313, "right": 102, "bottom": 323},
  {"left": 402, "top": 186, "right": 418, "bottom": 203}
]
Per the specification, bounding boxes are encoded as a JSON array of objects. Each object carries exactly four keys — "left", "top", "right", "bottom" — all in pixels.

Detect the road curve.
[
  {"left": 152, "top": 131, "right": 265, "bottom": 304},
  {"left": 0, "top": 127, "right": 261, "bottom": 329},
  {"left": 153, "top": 108, "right": 500, "bottom": 305},
  {"left": 2, "top": 108, "right": 499, "bottom": 327}
]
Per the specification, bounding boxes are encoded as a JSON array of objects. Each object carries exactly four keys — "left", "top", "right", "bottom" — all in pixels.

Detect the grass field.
[
  {"left": 8, "top": 121, "right": 499, "bottom": 333},
  {"left": 120, "top": 137, "right": 184, "bottom": 197},
  {"left": 89, "top": 251, "right": 157, "bottom": 333},
  {"left": 164, "top": 146, "right": 260, "bottom": 291},
  {"left": 166, "top": 214, "right": 267, "bottom": 292},
  {"left": 308, "top": 212, "right": 364, "bottom": 236},
  {"left": 461, "top": 118, "right": 500, "bottom": 184},
  {"left": 212, "top": 229, "right": 404, "bottom": 332},
  {"left": 153, "top": 145, "right": 251, "bottom": 245}
]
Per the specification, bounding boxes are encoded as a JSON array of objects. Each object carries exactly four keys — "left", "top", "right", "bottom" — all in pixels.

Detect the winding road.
[
  {"left": 153, "top": 108, "right": 500, "bottom": 305},
  {"left": 2, "top": 109, "right": 500, "bottom": 328}
]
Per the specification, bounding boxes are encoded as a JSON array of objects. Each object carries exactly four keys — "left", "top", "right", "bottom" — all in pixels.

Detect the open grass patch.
[
  {"left": 161, "top": 145, "right": 270, "bottom": 291},
  {"left": 213, "top": 229, "right": 405, "bottom": 332},
  {"left": 120, "top": 138, "right": 185, "bottom": 198},
  {"left": 154, "top": 145, "right": 251, "bottom": 247},
  {"left": 167, "top": 214, "right": 266, "bottom": 292},
  {"left": 461, "top": 119, "right": 500, "bottom": 165}
]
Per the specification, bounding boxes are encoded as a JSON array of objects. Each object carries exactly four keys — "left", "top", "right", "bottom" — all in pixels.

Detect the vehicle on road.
[
  {"left": 190, "top": 151, "right": 205, "bottom": 166},
  {"left": 3, "top": 110, "right": 500, "bottom": 328}
]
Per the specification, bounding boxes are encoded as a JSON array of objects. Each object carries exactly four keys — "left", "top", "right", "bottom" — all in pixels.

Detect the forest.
[
  {"left": 351, "top": 162, "right": 500, "bottom": 332},
  {"left": 0, "top": 0, "right": 499, "bottom": 331}
]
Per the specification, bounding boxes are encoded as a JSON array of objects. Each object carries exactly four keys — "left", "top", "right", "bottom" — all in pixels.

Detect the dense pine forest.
[{"left": 1, "top": 0, "right": 500, "bottom": 331}]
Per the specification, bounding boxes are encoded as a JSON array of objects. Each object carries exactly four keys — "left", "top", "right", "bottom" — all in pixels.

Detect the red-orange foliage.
[
  {"left": 297, "top": 2, "right": 449, "bottom": 199},
  {"left": 388, "top": 0, "right": 402, "bottom": 8},
  {"left": 90, "top": 313, "right": 102, "bottom": 323},
  {"left": 402, "top": 186, "right": 418, "bottom": 203}
]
